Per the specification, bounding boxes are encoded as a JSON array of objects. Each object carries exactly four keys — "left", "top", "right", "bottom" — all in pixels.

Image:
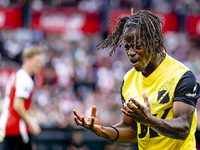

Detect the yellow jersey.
[{"left": 121, "top": 54, "right": 200, "bottom": 150}]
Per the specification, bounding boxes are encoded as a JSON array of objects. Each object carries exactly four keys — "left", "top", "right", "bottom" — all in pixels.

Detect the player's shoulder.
[
  {"left": 16, "top": 69, "right": 34, "bottom": 85},
  {"left": 123, "top": 67, "right": 136, "bottom": 80},
  {"left": 177, "top": 71, "right": 198, "bottom": 92},
  {"left": 167, "top": 54, "right": 189, "bottom": 70},
  {"left": 17, "top": 69, "right": 31, "bottom": 78},
  {"left": 165, "top": 54, "right": 191, "bottom": 78}
]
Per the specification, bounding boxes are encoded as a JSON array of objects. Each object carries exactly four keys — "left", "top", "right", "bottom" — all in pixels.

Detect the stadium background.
[{"left": 0, "top": 0, "right": 200, "bottom": 150}]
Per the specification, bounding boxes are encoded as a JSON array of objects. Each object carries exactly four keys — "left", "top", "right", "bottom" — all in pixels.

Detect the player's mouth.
[{"left": 130, "top": 59, "right": 139, "bottom": 67}]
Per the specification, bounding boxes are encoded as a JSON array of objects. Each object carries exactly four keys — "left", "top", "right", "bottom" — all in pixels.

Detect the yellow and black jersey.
[{"left": 120, "top": 54, "right": 200, "bottom": 150}]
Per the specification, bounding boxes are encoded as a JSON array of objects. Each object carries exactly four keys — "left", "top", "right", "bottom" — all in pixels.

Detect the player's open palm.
[{"left": 73, "top": 106, "right": 100, "bottom": 131}]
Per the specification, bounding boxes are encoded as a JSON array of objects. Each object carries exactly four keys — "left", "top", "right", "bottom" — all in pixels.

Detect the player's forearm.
[
  {"left": 93, "top": 122, "right": 137, "bottom": 143},
  {"left": 149, "top": 116, "right": 190, "bottom": 140},
  {"left": 14, "top": 101, "right": 32, "bottom": 127}
]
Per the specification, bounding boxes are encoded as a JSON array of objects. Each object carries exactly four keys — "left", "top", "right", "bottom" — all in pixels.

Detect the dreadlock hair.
[{"left": 96, "top": 10, "right": 166, "bottom": 57}]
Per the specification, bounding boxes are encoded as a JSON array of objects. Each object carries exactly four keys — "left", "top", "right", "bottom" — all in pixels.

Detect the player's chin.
[
  {"left": 134, "top": 66, "right": 144, "bottom": 72},
  {"left": 34, "top": 68, "right": 41, "bottom": 74}
]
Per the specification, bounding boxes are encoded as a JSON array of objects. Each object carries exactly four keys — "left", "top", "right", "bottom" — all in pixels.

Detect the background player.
[
  {"left": 0, "top": 47, "right": 43, "bottom": 150},
  {"left": 73, "top": 10, "right": 200, "bottom": 150}
]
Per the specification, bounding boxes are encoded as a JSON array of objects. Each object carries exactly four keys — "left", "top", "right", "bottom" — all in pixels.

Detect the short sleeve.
[
  {"left": 15, "top": 70, "right": 34, "bottom": 99},
  {"left": 120, "top": 80, "right": 126, "bottom": 108},
  {"left": 173, "top": 71, "right": 200, "bottom": 107}
]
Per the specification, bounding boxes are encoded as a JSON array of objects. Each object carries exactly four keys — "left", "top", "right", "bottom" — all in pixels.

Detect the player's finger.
[
  {"left": 90, "top": 117, "right": 95, "bottom": 129},
  {"left": 143, "top": 92, "right": 150, "bottom": 108},
  {"left": 82, "top": 117, "right": 88, "bottom": 127},
  {"left": 122, "top": 109, "right": 138, "bottom": 118},
  {"left": 91, "top": 106, "right": 97, "bottom": 117},
  {"left": 74, "top": 116, "right": 82, "bottom": 126},
  {"left": 129, "top": 97, "right": 143, "bottom": 110},
  {"left": 127, "top": 102, "right": 143, "bottom": 114},
  {"left": 126, "top": 101, "right": 135, "bottom": 109},
  {"left": 124, "top": 101, "right": 134, "bottom": 113},
  {"left": 126, "top": 103, "right": 136, "bottom": 113},
  {"left": 73, "top": 110, "right": 82, "bottom": 121},
  {"left": 121, "top": 109, "right": 133, "bottom": 117}
]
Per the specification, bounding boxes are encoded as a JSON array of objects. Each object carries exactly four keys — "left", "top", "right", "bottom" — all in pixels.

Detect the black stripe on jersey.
[
  {"left": 173, "top": 71, "right": 200, "bottom": 107},
  {"left": 120, "top": 80, "right": 125, "bottom": 108}
]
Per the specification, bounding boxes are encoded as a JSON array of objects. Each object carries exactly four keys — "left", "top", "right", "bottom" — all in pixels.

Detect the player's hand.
[
  {"left": 29, "top": 121, "right": 41, "bottom": 136},
  {"left": 0, "top": 129, "right": 5, "bottom": 142},
  {"left": 121, "top": 93, "right": 152, "bottom": 126},
  {"left": 73, "top": 106, "right": 102, "bottom": 136}
]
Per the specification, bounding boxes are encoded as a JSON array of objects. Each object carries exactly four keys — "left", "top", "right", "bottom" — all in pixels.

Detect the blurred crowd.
[
  {"left": 0, "top": 0, "right": 199, "bottom": 132},
  {"left": 0, "top": 28, "right": 131, "bottom": 129},
  {"left": 1, "top": 0, "right": 199, "bottom": 14}
]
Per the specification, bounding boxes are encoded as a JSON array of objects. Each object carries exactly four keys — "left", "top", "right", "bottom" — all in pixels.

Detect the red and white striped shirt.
[{"left": 0, "top": 69, "right": 34, "bottom": 140}]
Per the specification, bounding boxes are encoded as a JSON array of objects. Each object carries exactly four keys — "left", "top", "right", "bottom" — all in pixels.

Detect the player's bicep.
[
  {"left": 122, "top": 113, "right": 137, "bottom": 131},
  {"left": 173, "top": 101, "right": 195, "bottom": 126},
  {"left": 13, "top": 97, "right": 25, "bottom": 111},
  {"left": 114, "top": 113, "right": 137, "bottom": 143}
]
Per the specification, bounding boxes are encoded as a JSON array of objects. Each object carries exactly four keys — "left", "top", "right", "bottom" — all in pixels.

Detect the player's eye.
[
  {"left": 136, "top": 46, "right": 141, "bottom": 50},
  {"left": 131, "top": 45, "right": 141, "bottom": 50},
  {"left": 124, "top": 45, "right": 130, "bottom": 49}
]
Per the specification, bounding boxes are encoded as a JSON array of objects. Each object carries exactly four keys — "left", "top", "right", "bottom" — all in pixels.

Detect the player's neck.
[
  {"left": 142, "top": 52, "right": 166, "bottom": 77},
  {"left": 21, "top": 64, "right": 33, "bottom": 77}
]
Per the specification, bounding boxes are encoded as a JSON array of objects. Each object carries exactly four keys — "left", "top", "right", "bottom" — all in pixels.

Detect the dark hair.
[{"left": 96, "top": 10, "right": 166, "bottom": 57}]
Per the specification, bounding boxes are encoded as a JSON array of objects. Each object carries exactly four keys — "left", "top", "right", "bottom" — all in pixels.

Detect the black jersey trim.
[
  {"left": 173, "top": 71, "right": 200, "bottom": 107},
  {"left": 120, "top": 80, "right": 125, "bottom": 108}
]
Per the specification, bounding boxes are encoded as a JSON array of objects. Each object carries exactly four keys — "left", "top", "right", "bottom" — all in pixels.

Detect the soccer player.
[
  {"left": 73, "top": 10, "right": 200, "bottom": 150},
  {"left": 0, "top": 47, "right": 43, "bottom": 150}
]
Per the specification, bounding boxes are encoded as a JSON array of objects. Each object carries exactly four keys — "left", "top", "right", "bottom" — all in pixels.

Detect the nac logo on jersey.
[{"left": 157, "top": 90, "right": 170, "bottom": 104}]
